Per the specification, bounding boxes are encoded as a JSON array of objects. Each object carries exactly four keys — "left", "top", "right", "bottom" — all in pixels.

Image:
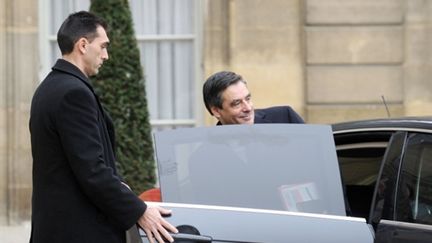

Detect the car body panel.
[
  {"left": 140, "top": 202, "right": 374, "bottom": 243},
  {"left": 333, "top": 117, "right": 432, "bottom": 243},
  {"left": 375, "top": 220, "right": 432, "bottom": 243},
  {"left": 332, "top": 117, "right": 432, "bottom": 133}
]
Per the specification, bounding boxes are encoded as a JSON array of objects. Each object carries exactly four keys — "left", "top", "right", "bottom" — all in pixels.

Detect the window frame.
[{"left": 37, "top": 0, "right": 204, "bottom": 128}]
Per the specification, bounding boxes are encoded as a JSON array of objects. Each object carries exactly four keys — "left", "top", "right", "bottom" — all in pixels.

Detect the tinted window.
[
  {"left": 154, "top": 124, "right": 347, "bottom": 216},
  {"left": 396, "top": 133, "right": 432, "bottom": 225},
  {"left": 335, "top": 131, "right": 392, "bottom": 186},
  {"left": 370, "top": 132, "right": 406, "bottom": 226},
  {"left": 335, "top": 132, "right": 391, "bottom": 219},
  {"left": 338, "top": 147, "right": 384, "bottom": 185}
]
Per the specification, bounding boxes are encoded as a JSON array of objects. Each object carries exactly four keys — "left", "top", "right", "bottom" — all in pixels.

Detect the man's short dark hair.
[
  {"left": 203, "top": 71, "right": 246, "bottom": 115},
  {"left": 57, "top": 11, "right": 108, "bottom": 55}
]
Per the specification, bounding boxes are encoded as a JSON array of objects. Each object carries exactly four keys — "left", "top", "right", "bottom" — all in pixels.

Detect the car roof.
[{"left": 332, "top": 117, "right": 432, "bottom": 134}]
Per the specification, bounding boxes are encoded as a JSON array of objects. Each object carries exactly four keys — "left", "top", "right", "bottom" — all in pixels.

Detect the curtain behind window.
[{"left": 43, "top": 0, "right": 197, "bottom": 130}]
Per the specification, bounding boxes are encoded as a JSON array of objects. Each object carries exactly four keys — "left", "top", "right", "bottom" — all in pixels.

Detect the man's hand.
[{"left": 137, "top": 205, "right": 178, "bottom": 243}]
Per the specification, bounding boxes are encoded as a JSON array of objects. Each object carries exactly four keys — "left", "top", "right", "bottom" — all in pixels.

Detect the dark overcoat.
[{"left": 29, "top": 59, "right": 145, "bottom": 243}]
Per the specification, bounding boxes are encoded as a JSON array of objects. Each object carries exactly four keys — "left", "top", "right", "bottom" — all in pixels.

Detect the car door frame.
[{"left": 372, "top": 131, "right": 432, "bottom": 242}]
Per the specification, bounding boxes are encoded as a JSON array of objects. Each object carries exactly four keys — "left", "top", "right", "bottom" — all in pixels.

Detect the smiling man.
[{"left": 203, "top": 71, "right": 304, "bottom": 125}]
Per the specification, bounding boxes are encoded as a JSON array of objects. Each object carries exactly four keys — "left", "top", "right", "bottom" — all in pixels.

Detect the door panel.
[
  {"left": 140, "top": 203, "right": 374, "bottom": 243},
  {"left": 375, "top": 220, "right": 432, "bottom": 243}
]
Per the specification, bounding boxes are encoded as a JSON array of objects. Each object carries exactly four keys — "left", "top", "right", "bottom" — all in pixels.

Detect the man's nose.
[
  {"left": 102, "top": 50, "right": 109, "bottom": 60},
  {"left": 242, "top": 100, "right": 252, "bottom": 111}
]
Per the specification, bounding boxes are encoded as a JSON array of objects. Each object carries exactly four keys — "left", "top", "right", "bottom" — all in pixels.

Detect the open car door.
[
  {"left": 154, "top": 124, "right": 347, "bottom": 215},
  {"left": 140, "top": 202, "right": 374, "bottom": 243},
  {"left": 141, "top": 124, "right": 374, "bottom": 242}
]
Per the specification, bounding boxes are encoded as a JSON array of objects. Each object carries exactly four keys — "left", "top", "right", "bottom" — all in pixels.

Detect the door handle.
[
  {"left": 172, "top": 224, "right": 212, "bottom": 242},
  {"left": 171, "top": 232, "right": 212, "bottom": 242}
]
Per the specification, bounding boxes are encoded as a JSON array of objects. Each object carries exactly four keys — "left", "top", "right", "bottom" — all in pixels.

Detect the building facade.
[{"left": 2, "top": 0, "right": 432, "bottom": 225}]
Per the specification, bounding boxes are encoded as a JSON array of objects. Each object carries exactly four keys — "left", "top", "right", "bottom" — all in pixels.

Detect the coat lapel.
[
  {"left": 254, "top": 109, "right": 272, "bottom": 124},
  {"left": 52, "top": 59, "right": 116, "bottom": 154}
]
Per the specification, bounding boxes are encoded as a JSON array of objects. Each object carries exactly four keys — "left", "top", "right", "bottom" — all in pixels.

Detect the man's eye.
[{"left": 232, "top": 102, "right": 241, "bottom": 107}]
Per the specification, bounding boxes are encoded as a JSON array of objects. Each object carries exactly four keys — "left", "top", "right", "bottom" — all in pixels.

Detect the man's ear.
[
  {"left": 76, "top": 37, "right": 88, "bottom": 54},
  {"left": 210, "top": 106, "right": 221, "bottom": 119}
]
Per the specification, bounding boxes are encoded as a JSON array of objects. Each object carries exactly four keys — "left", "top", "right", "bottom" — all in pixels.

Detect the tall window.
[{"left": 38, "top": 0, "right": 202, "bottom": 130}]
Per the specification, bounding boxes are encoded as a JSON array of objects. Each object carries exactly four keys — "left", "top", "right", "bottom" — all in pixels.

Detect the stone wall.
[
  {"left": 0, "top": 0, "right": 38, "bottom": 225},
  {"left": 0, "top": 0, "right": 8, "bottom": 226},
  {"left": 204, "top": 0, "right": 432, "bottom": 124},
  {"left": 204, "top": 0, "right": 305, "bottom": 124},
  {"left": 305, "top": 0, "right": 405, "bottom": 123},
  {"left": 404, "top": 0, "right": 432, "bottom": 115}
]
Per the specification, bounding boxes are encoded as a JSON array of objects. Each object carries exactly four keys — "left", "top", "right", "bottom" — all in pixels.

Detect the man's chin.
[
  {"left": 238, "top": 118, "right": 254, "bottom": 125},
  {"left": 89, "top": 69, "right": 99, "bottom": 77}
]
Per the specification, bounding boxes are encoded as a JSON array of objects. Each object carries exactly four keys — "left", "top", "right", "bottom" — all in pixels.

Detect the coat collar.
[
  {"left": 52, "top": 59, "right": 94, "bottom": 92},
  {"left": 52, "top": 59, "right": 105, "bottom": 118},
  {"left": 254, "top": 109, "right": 271, "bottom": 123}
]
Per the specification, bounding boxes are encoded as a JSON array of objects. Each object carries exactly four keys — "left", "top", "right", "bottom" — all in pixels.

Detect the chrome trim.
[
  {"left": 380, "top": 219, "right": 432, "bottom": 230},
  {"left": 336, "top": 142, "right": 388, "bottom": 150},
  {"left": 148, "top": 202, "right": 366, "bottom": 223}
]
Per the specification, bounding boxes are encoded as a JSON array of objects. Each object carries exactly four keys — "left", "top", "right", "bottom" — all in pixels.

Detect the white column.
[{"left": 2, "top": 0, "right": 38, "bottom": 225}]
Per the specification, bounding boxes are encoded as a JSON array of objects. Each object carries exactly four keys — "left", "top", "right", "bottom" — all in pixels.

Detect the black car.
[
  {"left": 139, "top": 118, "right": 432, "bottom": 242},
  {"left": 333, "top": 117, "right": 432, "bottom": 242}
]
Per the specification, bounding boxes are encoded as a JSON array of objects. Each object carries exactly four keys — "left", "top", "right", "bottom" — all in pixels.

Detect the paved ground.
[{"left": 0, "top": 221, "right": 31, "bottom": 243}]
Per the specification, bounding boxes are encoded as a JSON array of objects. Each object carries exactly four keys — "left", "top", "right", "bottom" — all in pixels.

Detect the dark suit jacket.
[
  {"left": 29, "top": 59, "right": 146, "bottom": 243},
  {"left": 254, "top": 106, "right": 304, "bottom": 124},
  {"left": 216, "top": 106, "right": 304, "bottom": 125}
]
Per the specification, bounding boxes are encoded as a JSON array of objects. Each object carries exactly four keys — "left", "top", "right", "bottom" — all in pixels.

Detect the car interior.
[{"left": 334, "top": 131, "right": 393, "bottom": 220}]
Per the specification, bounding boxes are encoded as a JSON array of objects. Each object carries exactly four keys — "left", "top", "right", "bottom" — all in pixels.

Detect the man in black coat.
[
  {"left": 203, "top": 71, "right": 304, "bottom": 125},
  {"left": 29, "top": 11, "right": 177, "bottom": 243}
]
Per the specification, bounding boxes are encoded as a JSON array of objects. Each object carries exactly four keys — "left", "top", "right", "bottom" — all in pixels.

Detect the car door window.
[
  {"left": 396, "top": 133, "right": 432, "bottom": 225},
  {"left": 154, "top": 124, "right": 347, "bottom": 215},
  {"left": 369, "top": 131, "right": 407, "bottom": 226},
  {"left": 334, "top": 131, "right": 392, "bottom": 219}
]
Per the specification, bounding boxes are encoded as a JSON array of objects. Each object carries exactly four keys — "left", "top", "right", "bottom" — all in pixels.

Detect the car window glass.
[
  {"left": 334, "top": 131, "right": 392, "bottom": 186},
  {"left": 154, "top": 124, "right": 347, "bottom": 216},
  {"left": 337, "top": 145, "right": 386, "bottom": 219},
  {"left": 396, "top": 133, "right": 432, "bottom": 225},
  {"left": 338, "top": 147, "right": 385, "bottom": 186},
  {"left": 369, "top": 131, "right": 406, "bottom": 226}
]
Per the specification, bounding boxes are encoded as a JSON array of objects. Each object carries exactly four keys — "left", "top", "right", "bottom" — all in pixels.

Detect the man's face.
[
  {"left": 83, "top": 26, "right": 109, "bottom": 76},
  {"left": 211, "top": 81, "right": 255, "bottom": 125}
]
